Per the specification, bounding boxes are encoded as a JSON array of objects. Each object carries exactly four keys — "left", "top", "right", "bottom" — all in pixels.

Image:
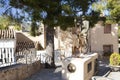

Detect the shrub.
[{"left": 110, "top": 52, "right": 120, "bottom": 66}]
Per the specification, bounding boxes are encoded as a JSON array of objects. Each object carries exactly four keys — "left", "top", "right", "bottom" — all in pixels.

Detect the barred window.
[{"left": 103, "top": 45, "right": 113, "bottom": 56}]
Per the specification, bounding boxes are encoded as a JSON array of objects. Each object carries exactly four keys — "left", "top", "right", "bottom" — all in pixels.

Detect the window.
[
  {"left": 104, "top": 24, "right": 111, "bottom": 33},
  {"left": 0, "top": 59, "right": 2, "bottom": 62},
  {"left": 94, "top": 59, "right": 98, "bottom": 74},
  {"left": 103, "top": 45, "right": 113, "bottom": 56},
  {"left": 87, "top": 62, "right": 92, "bottom": 73}
]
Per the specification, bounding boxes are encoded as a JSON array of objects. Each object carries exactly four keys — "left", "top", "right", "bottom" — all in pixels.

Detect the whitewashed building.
[
  {"left": 90, "top": 23, "right": 118, "bottom": 56},
  {"left": 0, "top": 29, "right": 16, "bottom": 67}
]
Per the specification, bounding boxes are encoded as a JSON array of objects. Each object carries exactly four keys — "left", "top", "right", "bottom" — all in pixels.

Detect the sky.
[
  {"left": 0, "top": 0, "right": 9, "bottom": 15},
  {"left": 0, "top": 0, "right": 31, "bottom": 23},
  {"left": 0, "top": 4, "right": 5, "bottom": 15},
  {"left": 0, "top": 0, "right": 109, "bottom": 20}
]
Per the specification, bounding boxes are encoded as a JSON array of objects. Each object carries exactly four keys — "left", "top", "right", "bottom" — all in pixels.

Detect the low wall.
[{"left": 0, "top": 60, "right": 41, "bottom": 80}]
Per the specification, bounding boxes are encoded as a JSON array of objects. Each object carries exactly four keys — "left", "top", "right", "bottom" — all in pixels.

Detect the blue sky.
[
  {"left": 0, "top": 0, "right": 9, "bottom": 15},
  {"left": 0, "top": 7, "right": 4, "bottom": 15},
  {"left": 0, "top": 0, "right": 31, "bottom": 22},
  {"left": 0, "top": 0, "right": 109, "bottom": 19}
]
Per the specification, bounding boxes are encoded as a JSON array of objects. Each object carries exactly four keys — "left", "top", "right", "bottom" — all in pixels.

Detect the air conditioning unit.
[{"left": 62, "top": 53, "right": 98, "bottom": 80}]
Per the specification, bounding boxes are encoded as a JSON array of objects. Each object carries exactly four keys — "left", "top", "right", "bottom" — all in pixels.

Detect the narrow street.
[
  {"left": 25, "top": 67, "right": 62, "bottom": 80},
  {"left": 25, "top": 58, "right": 111, "bottom": 80}
]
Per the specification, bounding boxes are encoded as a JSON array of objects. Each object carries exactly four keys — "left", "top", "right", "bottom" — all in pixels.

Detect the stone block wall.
[{"left": 0, "top": 60, "right": 41, "bottom": 80}]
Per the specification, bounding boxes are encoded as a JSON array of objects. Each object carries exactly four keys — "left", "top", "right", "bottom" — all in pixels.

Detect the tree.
[
  {"left": 107, "top": 0, "right": 120, "bottom": 23},
  {"left": 0, "top": 15, "right": 21, "bottom": 30},
  {"left": 0, "top": 0, "right": 99, "bottom": 29},
  {"left": 30, "top": 21, "right": 38, "bottom": 36},
  {"left": 92, "top": 0, "right": 120, "bottom": 23},
  {"left": 0, "top": 16, "right": 10, "bottom": 29},
  {"left": 0, "top": 0, "right": 99, "bottom": 67},
  {"left": 92, "top": 0, "right": 107, "bottom": 15}
]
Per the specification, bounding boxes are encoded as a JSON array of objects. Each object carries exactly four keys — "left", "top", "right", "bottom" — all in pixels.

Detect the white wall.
[{"left": 0, "top": 39, "right": 16, "bottom": 48}]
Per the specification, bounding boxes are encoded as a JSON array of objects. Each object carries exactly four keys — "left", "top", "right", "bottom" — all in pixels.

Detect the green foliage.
[
  {"left": 0, "top": 15, "right": 21, "bottom": 30},
  {"left": 30, "top": 21, "right": 38, "bottom": 36},
  {"left": 107, "top": 0, "right": 120, "bottom": 23},
  {"left": 110, "top": 52, "right": 120, "bottom": 66},
  {"left": 86, "top": 11, "right": 101, "bottom": 27},
  {"left": 92, "top": 0, "right": 107, "bottom": 13},
  {"left": 118, "top": 26, "right": 120, "bottom": 38},
  {"left": 14, "top": 24, "right": 21, "bottom": 31},
  {"left": 1, "top": 0, "right": 103, "bottom": 36},
  {"left": 2, "top": 0, "right": 99, "bottom": 28},
  {"left": 92, "top": 0, "right": 120, "bottom": 23},
  {"left": 0, "top": 16, "right": 11, "bottom": 29},
  {"left": 30, "top": 26, "right": 36, "bottom": 36}
]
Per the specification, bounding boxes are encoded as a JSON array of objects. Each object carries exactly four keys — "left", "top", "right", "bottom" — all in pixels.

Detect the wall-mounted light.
[{"left": 67, "top": 63, "right": 76, "bottom": 73}]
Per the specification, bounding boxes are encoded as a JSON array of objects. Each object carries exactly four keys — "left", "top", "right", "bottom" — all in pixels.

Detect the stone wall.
[
  {"left": 90, "top": 24, "right": 118, "bottom": 54},
  {"left": 0, "top": 60, "right": 41, "bottom": 80}
]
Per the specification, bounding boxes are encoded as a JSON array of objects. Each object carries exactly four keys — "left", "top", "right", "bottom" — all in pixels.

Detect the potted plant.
[{"left": 109, "top": 52, "right": 120, "bottom": 71}]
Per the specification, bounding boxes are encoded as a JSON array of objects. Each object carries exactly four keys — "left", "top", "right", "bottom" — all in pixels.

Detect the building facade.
[{"left": 90, "top": 23, "right": 118, "bottom": 56}]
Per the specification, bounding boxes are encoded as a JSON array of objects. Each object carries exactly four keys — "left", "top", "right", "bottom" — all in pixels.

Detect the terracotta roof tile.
[
  {"left": 16, "top": 41, "right": 35, "bottom": 52},
  {"left": 16, "top": 32, "right": 35, "bottom": 52}
]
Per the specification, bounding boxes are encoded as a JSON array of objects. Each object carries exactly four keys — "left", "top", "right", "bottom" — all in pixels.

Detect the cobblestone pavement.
[{"left": 25, "top": 57, "right": 111, "bottom": 80}]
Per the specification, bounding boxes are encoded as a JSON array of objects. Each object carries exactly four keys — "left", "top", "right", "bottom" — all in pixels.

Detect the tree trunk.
[{"left": 46, "top": 27, "right": 55, "bottom": 68}]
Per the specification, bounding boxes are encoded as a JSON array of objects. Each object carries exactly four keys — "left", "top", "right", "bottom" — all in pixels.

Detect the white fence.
[
  {"left": 0, "top": 48, "right": 37, "bottom": 68},
  {"left": 15, "top": 48, "right": 37, "bottom": 64},
  {"left": 0, "top": 47, "right": 73, "bottom": 67},
  {"left": 0, "top": 48, "right": 15, "bottom": 67},
  {"left": 54, "top": 50, "right": 72, "bottom": 66},
  {"left": 36, "top": 50, "right": 52, "bottom": 64},
  {"left": 36, "top": 50, "right": 72, "bottom": 66}
]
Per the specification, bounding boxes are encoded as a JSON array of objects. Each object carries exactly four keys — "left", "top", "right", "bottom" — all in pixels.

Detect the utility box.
[{"left": 62, "top": 53, "right": 98, "bottom": 80}]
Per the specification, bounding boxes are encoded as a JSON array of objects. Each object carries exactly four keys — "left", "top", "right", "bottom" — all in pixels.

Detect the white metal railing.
[
  {"left": 15, "top": 48, "right": 37, "bottom": 64},
  {"left": 36, "top": 50, "right": 52, "bottom": 64},
  {"left": 36, "top": 50, "right": 72, "bottom": 65},
  {"left": 0, "top": 48, "right": 15, "bottom": 67},
  {"left": 0, "top": 48, "right": 37, "bottom": 68},
  {"left": 0, "top": 48, "right": 73, "bottom": 67}
]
